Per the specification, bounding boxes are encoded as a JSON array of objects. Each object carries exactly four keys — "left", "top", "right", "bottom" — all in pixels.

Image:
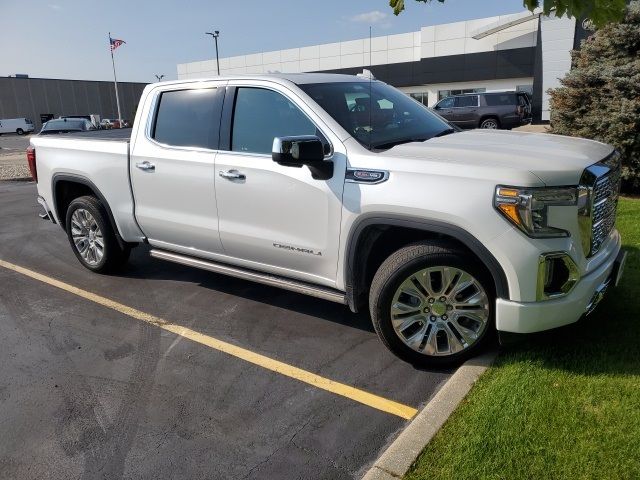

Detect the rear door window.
[
  {"left": 152, "top": 88, "right": 222, "bottom": 149},
  {"left": 455, "top": 95, "right": 478, "bottom": 108}
]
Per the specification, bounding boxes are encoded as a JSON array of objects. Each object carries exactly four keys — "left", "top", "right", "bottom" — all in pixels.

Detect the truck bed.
[
  {"left": 55, "top": 128, "right": 132, "bottom": 141},
  {"left": 31, "top": 126, "right": 142, "bottom": 241}
]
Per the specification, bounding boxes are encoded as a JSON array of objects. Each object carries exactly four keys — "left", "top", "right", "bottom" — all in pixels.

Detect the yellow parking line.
[{"left": 0, "top": 259, "right": 418, "bottom": 420}]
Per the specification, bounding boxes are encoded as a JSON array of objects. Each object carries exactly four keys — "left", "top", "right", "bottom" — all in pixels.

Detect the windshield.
[{"left": 299, "top": 81, "right": 454, "bottom": 149}]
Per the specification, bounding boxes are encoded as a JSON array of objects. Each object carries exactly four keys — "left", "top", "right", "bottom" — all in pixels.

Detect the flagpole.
[{"left": 109, "top": 32, "right": 123, "bottom": 126}]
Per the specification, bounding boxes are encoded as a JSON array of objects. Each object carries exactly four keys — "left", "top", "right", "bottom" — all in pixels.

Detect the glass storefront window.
[
  {"left": 516, "top": 84, "right": 534, "bottom": 96},
  {"left": 409, "top": 92, "right": 429, "bottom": 106},
  {"left": 437, "top": 88, "right": 486, "bottom": 101}
]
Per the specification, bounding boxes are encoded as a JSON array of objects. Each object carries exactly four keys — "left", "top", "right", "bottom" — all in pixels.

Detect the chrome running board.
[{"left": 150, "top": 249, "right": 347, "bottom": 305}]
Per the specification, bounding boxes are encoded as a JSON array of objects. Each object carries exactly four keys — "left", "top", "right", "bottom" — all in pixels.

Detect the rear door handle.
[
  {"left": 136, "top": 161, "right": 155, "bottom": 171},
  {"left": 219, "top": 169, "right": 246, "bottom": 181}
]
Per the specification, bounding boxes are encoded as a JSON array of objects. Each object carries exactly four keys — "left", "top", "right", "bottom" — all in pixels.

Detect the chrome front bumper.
[
  {"left": 586, "top": 249, "right": 627, "bottom": 315},
  {"left": 496, "top": 237, "right": 624, "bottom": 334}
]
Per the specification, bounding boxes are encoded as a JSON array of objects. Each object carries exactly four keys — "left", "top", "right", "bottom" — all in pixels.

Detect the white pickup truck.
[{"left": 27, "top": 73, "right": 626, "bottom": 366}]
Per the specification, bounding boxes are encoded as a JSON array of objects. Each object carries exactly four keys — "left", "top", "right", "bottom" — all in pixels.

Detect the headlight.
[{"left": 494, "top": 186, "right": 578, "bottom": 238}]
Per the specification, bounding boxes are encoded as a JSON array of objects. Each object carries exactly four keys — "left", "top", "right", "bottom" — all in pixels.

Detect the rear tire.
[
  {"left": 65, "top": 195, "right": 130, "bottom": 273},
  {"left": 369, "top": 242, "right": 495, "bottom": 367},
  {"left": 16, "top": 128, "right": 24, "bottom": 135}
]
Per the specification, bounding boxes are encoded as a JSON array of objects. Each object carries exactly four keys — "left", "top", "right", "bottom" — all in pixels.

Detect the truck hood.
[{"left": 381, "top": 130, "right": 614, "bottom": 185}]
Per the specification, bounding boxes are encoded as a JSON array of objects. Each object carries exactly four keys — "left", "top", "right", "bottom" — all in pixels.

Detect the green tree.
[
  {"left": 548, "top": 1, "right": 640, "bottom": 190},
  {"left": 389, "top": 0, "right": 627, "bottom": 27}
]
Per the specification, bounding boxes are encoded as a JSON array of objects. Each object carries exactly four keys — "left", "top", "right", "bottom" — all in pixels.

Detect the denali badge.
[
  {"left": 346, "top": 168, "right": 389, "bottom": 184},
  {"left": 273, "top": 243, "right": 322, "bottom": 256}
]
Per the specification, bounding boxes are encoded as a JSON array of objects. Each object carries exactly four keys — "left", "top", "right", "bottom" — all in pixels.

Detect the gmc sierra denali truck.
[{"left": 27, "top": 73, "right": 626, "bottom": 367}]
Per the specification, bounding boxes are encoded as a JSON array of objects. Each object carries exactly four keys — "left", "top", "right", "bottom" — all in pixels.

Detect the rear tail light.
[{"left": 26, "top": 146, "right": 37, "bottom": 182}]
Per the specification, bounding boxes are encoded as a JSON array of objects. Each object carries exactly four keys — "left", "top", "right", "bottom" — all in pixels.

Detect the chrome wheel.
[
  {"left": 70, "top": 208, "right": 104, "bottom": 266},
  {"left": 390, "top": 266, "right": 490, "bottom": 356},
  {"left": 480, "top": 119, "right": 498, "bottom": 129}
]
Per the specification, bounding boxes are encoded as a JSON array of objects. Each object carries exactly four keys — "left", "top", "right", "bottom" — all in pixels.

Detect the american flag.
[{"left": 110, "top": 36, "right": 125, "bottom": 52}]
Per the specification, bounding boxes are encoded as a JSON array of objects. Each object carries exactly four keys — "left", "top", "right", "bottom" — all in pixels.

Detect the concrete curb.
[
  {"left": 361, "top": 350, "right": 498, "bottom": 480},
  {"left": 0, "top": 177, "right": 32, "bottom": 182}
]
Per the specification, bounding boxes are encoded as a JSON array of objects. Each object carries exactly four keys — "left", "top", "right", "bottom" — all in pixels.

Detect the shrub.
[{"left": 548, "top": 1, "right": 640, "bottom": 192}]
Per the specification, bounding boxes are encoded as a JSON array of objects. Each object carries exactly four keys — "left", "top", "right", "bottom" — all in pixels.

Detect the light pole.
[
  {"left": 155, "top": 74, "right": 164, "bottom": 82},
  {"left": 205, "top": 30, "right": 220, "bottom": 75}
]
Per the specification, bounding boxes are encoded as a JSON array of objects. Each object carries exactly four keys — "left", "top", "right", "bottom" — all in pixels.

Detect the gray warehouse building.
[{"left": 0, "top": 76, "right": 148, "bottom": 131}]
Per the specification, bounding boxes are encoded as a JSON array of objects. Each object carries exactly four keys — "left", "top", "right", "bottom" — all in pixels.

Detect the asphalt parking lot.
[
  {"left": 0, "top": 133, "right": 31, "bottom": 152},
  {"left": 0, "top": 181, "right": 453, "bottom": 479}
]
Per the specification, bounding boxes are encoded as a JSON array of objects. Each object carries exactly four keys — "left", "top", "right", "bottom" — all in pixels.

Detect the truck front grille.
[{"left": 579, "top": 152, "right": 621, "bottom": 257}]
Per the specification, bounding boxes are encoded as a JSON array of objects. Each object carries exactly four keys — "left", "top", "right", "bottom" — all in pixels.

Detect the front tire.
[
  {"left": 65, "top": 195, "right": 130, "bottom": 273},
  {"left": 479, "top": 118, "right": 499, "bottom": 129},
  {"left": 16, "top": 128, "right": 24, "bottom": 135},
  {"left": 369, "top": 242, "right": 494, "bottom": 367}
]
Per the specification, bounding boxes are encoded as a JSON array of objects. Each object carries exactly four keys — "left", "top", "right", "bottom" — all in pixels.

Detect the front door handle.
[
  {"left": 136, "top": 161, "right": 155, "bottom": 171},
  {"left": 219, "top": 169, "right": 246, "bottom": 181}
]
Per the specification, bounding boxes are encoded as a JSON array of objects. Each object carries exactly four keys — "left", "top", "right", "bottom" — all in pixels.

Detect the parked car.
[
  {"left": 60, "top": 114, "right": 101, "bottom": 130},
  {"left": 27, "top": 74, "right": 625, "bottom": 367},
  {"left": 0, "top": 117, "right": 35, "bottom": 135},
  {"left": 100, "top": 119, "right": 123, "bottom": 129},
  {"left": 433, "top": 91, "right": 532, "bottom": 130},
  {"left": 39, "top": 118, "right": 95, "bottom": 135}
]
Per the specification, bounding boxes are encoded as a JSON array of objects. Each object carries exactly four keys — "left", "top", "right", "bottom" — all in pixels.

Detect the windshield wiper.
[
  {"left": 433, "top": 128, "right": 456, "bottom": 138},
  {"left": 372, "top": 137, "right": 430, "bottom": 150}
]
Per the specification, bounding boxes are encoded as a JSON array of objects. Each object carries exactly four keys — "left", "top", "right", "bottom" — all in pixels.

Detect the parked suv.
[
  {"left": 434, "top": 91, "right": 532, "bottom": 130},
  {"left": 28, "top": 74, "right": 625, "bottom": 367}
]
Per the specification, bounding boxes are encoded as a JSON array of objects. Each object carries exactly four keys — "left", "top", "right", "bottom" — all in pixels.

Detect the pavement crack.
[{"left": 241, "top": 416, "right": 314, "bottom": 480}]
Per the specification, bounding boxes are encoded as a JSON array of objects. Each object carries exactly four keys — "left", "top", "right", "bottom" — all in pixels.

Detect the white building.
[{"left": 178, "top": 11, "right": 588, "bottom": 122}]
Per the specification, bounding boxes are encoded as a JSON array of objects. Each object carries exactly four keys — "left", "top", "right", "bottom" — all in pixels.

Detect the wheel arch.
[
  {"left": 344, "top": 215, "right": 509, "bottom": 313},
  {"left": 51, "top": 173, "right": 129, "bottom": 249}
]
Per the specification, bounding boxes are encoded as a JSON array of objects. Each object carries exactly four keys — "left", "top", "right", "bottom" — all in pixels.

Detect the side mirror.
[
  {"left": 272, "top": 136, "right": 324, "bottom": 166},
  {"left": 433, "top": 104, "right": 441, "bottom": 110},
  {"left": 272, "top": 136, "right": 333, "bottom": 180}
]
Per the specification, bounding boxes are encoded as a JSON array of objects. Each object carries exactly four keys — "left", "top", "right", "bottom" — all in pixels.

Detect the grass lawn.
[{"left": 406, "top": 197, "right": 640, "bottom": 480}]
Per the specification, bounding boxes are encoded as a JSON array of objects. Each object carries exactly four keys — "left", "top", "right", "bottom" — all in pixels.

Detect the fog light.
[{"left": 536, "top": 252, "right": 580, "bottom": 301}]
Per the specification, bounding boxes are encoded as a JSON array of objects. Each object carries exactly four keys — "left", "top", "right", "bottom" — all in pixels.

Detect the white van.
[{"left": 0, "top": 118, "right": 35, "bottom": 135}]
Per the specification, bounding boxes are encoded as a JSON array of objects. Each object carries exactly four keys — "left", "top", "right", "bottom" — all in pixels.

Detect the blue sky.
[{"left": 0, "top": 0, "right": 526, "bottom": 83}]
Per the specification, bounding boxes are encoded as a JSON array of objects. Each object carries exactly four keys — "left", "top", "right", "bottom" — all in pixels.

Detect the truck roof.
[{"left": 156, "top": 72, "right": 371, "bottom": 87}]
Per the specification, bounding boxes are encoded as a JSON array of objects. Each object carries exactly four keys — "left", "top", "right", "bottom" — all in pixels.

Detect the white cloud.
[
  {"left": 350, "top": 10, "right": 388, "bottom": 24},
  {"left": 48, "top": 4, "right": 62, "bottom": 10}
]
